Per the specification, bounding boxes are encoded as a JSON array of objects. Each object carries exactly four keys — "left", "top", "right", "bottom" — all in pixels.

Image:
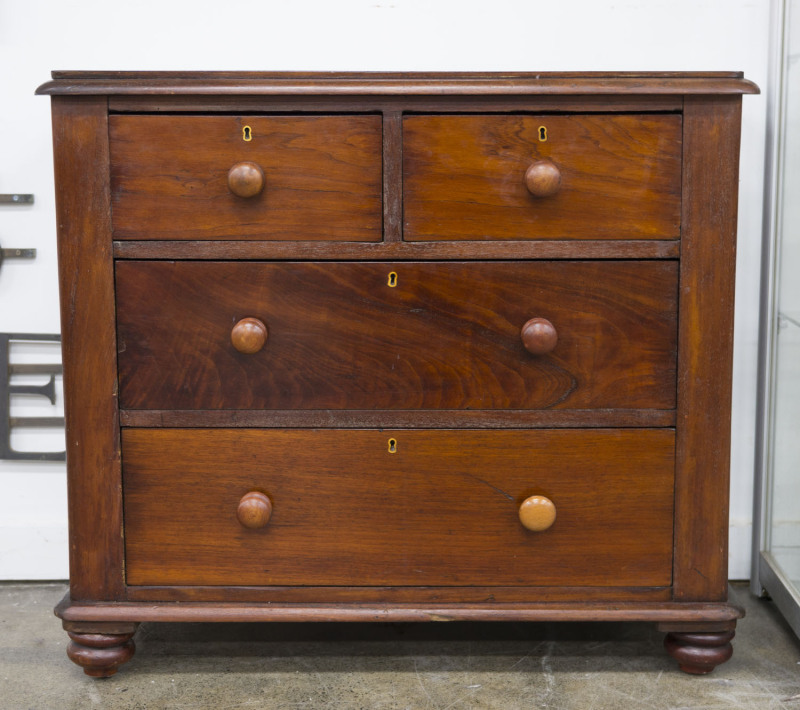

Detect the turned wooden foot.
[
  {"left": 66, "top": 631, "right": 136, "bottom": 677},
  {"left": 664, "top": 630, "right": 735, "bottom": 674}
]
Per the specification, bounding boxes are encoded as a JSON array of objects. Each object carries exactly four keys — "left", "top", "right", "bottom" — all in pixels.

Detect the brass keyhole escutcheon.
[
  {"left": 387, "top": 271, "right": 398, "bottom": 287},
  {"left": 242, "top": 125, "right": 252, "bottom": 141},
  {"left": 538, "top": 125, "right": 547, "bottom": 142},
  {"left": 388, "top": 438, "right": 397, "bottom": 453}
]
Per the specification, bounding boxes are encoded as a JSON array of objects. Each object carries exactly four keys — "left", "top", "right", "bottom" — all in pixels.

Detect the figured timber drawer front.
[
  {"left": 115, "top": 260, "right": 678, "bottom": 411},
  {"left": 122, "top": 428, "right": 676, "bottom": 587},
  {"left": 109, "top": 115, "right": 383, "bottom": 241},
  {"left": 403, "top": 114, "right": 682, "bottom": 241}
]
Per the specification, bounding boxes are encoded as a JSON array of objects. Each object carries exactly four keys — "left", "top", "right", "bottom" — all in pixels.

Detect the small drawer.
[
  {"left": 115, "top": 260, "right": 678, "bottom": 411},
  {"left": 403, "top": 114, "right": 682, "bottom": 241},
  {"left": 109, "top": 115, "right": 382, "bottom": 241},
  {"left": 123, "top": 428, "right": 675, "bottom": 587}
]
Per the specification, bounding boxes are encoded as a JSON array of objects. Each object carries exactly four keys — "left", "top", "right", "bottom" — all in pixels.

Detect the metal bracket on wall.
[
  {"left": 0, "top": 246, "right": 37, "bottom": 274},
  {"left": 0, "top": 332, "right": 65, "bottom": 462},
  {"left": 0, "top": 193, "right": 37, "bottom": 274},
  {"left": 0, "top": 194, "right": 34, "bottom": 205}
]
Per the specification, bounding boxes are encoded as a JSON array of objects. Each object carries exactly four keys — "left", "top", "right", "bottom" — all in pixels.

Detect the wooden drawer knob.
[
  {"left": 231, "top": 317, "right": 268, "bottom": 354},
  {"left": 521, "top": 317, "right": 558, "bottom": 355},
  {"left": 519, "top": 495, "right": 556, "bottom": 532},
  {"left": 227, "top": 161, "right": 265, "bottom": 198},
  {"left": 237, "top": 491, "right": 272, "bottom": 529},
  {"left": 524, "top": 160, "right": 561, "bottom": 197}
]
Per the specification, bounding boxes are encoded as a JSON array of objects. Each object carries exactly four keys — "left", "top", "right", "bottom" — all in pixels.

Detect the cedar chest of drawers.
[{"left": 36, "top": 71, "right": 758, "bottom": 676}]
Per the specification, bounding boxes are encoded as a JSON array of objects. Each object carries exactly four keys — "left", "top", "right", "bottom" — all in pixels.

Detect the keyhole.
[
  {"left": 388, "top": 271, "right": 398, "bottom": 287},
  {"left": 388, "top": 438, "right": 397, "bottom": 453},
  {"left": 243, "top": 125, "right": 252, "bottom": 141},
  {"left": 538, "top": 126, "right": 547, "bottom": 142}
]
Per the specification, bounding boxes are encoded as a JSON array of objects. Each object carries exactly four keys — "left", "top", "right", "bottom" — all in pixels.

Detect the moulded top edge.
[{"left": 35, "top": 71, "right": 760, "bottom": 96}]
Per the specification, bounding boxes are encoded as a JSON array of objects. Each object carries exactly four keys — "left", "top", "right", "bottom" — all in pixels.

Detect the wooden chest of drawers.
[{"left": 37, "top": 71, "right": 758, "bottom": 677}]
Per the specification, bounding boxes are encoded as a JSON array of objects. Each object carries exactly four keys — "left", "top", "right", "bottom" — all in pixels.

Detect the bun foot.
[
  {"left": 664, "top": 630, "right": 735, "bottom": 674},
  {"left": 66, "top": 631, "right": 136, "bottom": 677}
]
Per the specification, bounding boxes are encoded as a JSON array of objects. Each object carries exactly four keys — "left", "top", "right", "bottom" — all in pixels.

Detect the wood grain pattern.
[
  {"left": 656, "top": 619, "right": 739, "bottom": 633},
  {"left": 236, "top": 491, "right": 273, "bottom": 529},
  {"left": 664, "top": 631, "right": 735, "bottom": 674},
  {"left": 524, "top": 160, "right": 562, "bottom": 197},
  {"left": 673, "top": 97, "right": 742, "bottom": 602},
  {"left": 112, "top": 239, "right": 681, "bottom": 260},
  {"left": 119, "top": 408, "right": 677, "bottom": 429},
  {"left": 230, "top": 317, "right": 268, "bottom": 354},
  {"left": 57, "top": 598, "right": 743, "bottom": 625},
  {"left": 66, "top": 631, "right": 136, "bottom": 677},
  {"left": 50, "top": 96, "right": 124, "bottom": 601},
  {"left": 382, "top": 111, "right": 403, "bottom": 242},
  {"left": 520, "top": 317, "right": 558, "bottom": 355},
  {"left": 403, "top": 114, "right": 682, "bottom": 240},
  {"left": 115, "top": 260, "right": 678, "bottom": 411},
  {"left": 125, "top": 585, "right": 672, "bottom": 604},
  {"left": 122, "top": 429, "right": 675, "bottom": 587},
  {"left": 110, "top": 115, "right": 382, "bottom": 240},
  {"left": 36, "top": 71, "right": 760, "bottom": 96},
  {"left": 226, "top": 161, "right": 265, "bottom": 198},
  {"left": 106, "top": 95, "right": 687, "bottom": 114},
  {"left": 49, "top": 70, "right": 751, "bottom": 79}
]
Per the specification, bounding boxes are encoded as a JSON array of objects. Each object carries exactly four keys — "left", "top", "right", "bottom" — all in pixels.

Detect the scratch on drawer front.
[{"left": 462, "top": 473, "right": 514, "bottom": 501}]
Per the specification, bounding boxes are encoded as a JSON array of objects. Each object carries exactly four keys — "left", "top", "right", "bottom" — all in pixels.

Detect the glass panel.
[{"left": 769, "top": 0, "right": 800, "bottom": 591}]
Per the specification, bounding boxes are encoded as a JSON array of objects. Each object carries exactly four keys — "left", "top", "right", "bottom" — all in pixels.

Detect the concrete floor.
[{"left": 1, "top": 583, "right": 799, "bottom": 709}]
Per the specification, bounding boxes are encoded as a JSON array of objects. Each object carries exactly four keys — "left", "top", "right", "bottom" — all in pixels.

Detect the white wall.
[{"left": 0, "top": 0, "right": 771, "bottom": 579}]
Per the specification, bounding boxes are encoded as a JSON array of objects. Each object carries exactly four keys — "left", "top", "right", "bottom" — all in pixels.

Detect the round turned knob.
[
  {"left": 227, "top": 161, "right": 265, "bottom": 198},
  {"left": 237, "top": 491, "right": 272, "bottom": 529},
  {"left": 521, "top": 317, "right": 558, "bottom": 355},
  {"left": 231, "top": 317, "right": 268, "bottom": 354},
  {"left": 524, "top": 160, "right": 561, "bottom": 198},
  {"left": 519, "top": 495, "right": 557, "bottom": 532}
]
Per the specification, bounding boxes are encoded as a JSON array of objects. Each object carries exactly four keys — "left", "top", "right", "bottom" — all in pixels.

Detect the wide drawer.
[
  {"left": 403, "top": 114, "right": 682, "bottom": 241},
  {"left": 116, "top": 260, "right": 678, "bottom": 411},
  {"left": 123, "top": 428, "right": 675, "bottom": 587},
  {"left": 109, "top": 115, "right": 382, "bottom": 241}
]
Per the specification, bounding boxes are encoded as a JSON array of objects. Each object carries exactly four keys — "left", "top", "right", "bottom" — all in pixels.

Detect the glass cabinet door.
[{"left": 756, "top": 0, "right": 800, "bottom": 636}]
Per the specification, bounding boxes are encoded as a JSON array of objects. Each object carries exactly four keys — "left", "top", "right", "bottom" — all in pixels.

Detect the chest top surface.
[{"left": 37, "top": 70, "right": 759, "bottom": 95}]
